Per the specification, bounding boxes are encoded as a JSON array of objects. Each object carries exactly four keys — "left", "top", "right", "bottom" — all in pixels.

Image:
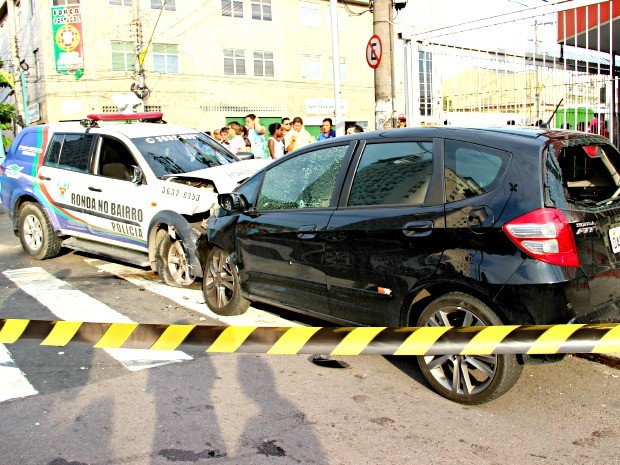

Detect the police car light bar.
[{"left": 86, "top": 112, "right": 164, "bottom": 121}]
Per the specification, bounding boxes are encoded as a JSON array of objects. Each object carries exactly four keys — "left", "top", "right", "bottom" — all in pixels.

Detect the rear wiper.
[{"left": 596, "top": 186, "right": 620, "bottom": 206}]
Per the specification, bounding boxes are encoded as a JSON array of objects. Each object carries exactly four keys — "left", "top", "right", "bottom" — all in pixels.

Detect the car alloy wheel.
[
  {"left": 203, "top": 247, "right": 249, "bottom": 316},
  {"left": 416, "top": 292, "right": 522, "bottom": 404},
  {"left": 157, "top": 233, "right": 195, "bottom": 287}
]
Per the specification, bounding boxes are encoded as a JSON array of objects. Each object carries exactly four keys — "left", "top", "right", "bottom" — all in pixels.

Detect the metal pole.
[
  {"left": 20, "top": 70, "right": 28, "bottom": 126},
  {"left": 329, "top": 0, "right": 343, "bottom": 136},
  {"left": 373, "top": 0, "right": 393, "bottom": 130}
]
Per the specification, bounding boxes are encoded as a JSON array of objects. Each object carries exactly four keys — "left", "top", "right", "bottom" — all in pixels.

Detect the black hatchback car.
[{"left": 202, "top": 127, "right": 620, "bottom": 404}]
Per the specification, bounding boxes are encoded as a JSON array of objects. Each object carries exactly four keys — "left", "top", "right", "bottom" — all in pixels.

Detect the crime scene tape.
[{"left": 1, "top": 319, "right": 619, "bottom": 355}]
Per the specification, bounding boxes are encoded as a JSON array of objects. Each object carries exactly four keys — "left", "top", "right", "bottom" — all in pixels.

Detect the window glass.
[
  {"left": 257, "top": 146, "right": 347, "bottom": 210},
  {"left": 251, "top": 0, "right": 271, "bottom": 20},
  {"left": 348, "top": 142, "right": 434, "bottom": 207},
  {"left": 14, "top": 131, "right": 44, "bottom": 163},
  {"left": 151, "top": 0, "right": 175, "bottom": 10},
  {"left": 444, "top": 139, "right": 511, "bottom": 203},
  {"left": 302, "top": 54, "right": 321, "bottom": 80},
  {"left": 253, "top": 51, "right": 274, "bottom": 77},
  {"left": 224, "top": 49, "right": 245, "bottom": 76},
  {"left": 153, "top": 44, "right": 178, "bottom": 73},
  {"left": 300, "top": 2, "right": 320, "bottom": 27},
  {"left": 45, "top": 134, "right": 93, "bottom": 173},
  {"left": 222, "top": 0, "right": 243, "bottom": 17},
  {"left": 111, "top": 41, "right": 134, "bottom": 71}
]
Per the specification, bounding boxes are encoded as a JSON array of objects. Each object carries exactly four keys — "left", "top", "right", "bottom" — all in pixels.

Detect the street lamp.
[{"left": 19, "top": 61, "right": 29, "bottom": 127}]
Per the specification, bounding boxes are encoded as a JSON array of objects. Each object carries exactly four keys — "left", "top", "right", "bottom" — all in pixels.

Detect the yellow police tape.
[{"left": 1, "top": 319, "right": 619, "bottom": 355}]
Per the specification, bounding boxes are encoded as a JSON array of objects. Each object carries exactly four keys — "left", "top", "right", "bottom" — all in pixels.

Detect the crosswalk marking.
[
  {"left": 0, "top": 344, "right": 38, "bottom": 402},
  {"left": 2, "top": 267, "right": 192, "bottom": 373},
  {"left": 87, "top": 260, "right": 302, "bottom": 327}
]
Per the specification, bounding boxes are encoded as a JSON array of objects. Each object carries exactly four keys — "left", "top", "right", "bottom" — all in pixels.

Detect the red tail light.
[{"left": 503, "top": 208, "right": 580, "bottom": 267}]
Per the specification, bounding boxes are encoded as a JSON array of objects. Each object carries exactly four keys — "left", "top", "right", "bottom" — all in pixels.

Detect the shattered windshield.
[{"left": 132, "top": 133, "right": 237, "bottom": 178}]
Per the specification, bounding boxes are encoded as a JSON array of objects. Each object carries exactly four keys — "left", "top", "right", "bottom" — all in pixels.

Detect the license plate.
[{"left": 610, "top": 226, "right": 620, "bottom": 253}]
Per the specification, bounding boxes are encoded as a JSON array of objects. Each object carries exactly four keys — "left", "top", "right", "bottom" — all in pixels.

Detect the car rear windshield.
[
  {"left": 131, "top": 133, "right": 237, "bottom": 178},
  {"left": 546, "top": 139, "right": 620, "bottom": 208}
]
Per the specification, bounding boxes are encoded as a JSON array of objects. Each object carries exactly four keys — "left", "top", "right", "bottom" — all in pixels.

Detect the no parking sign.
[{"left": 366, "top": 34, "right": 382, "bottom": 69}]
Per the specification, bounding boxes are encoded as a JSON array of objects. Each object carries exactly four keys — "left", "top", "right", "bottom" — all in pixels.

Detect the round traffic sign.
[{"left": 366, "top": 34, "right": 382, "bottom": 69}]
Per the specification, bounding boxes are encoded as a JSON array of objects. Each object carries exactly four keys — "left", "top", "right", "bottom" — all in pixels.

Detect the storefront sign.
[
  {"left": 52, "top": 6, "right": 84, "bottom": 76},
  {"left": 305, "top": 98, "right": 347, "bottom": 115}
]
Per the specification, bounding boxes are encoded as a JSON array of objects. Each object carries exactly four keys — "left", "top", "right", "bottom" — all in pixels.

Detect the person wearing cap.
[{"left": 397, "top": 114, "right": 407, "bottom": 128}]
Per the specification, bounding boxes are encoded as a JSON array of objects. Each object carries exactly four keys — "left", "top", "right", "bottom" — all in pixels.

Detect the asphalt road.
[{"left": 0, "top": 211, "right": 619, "bottom": 465}]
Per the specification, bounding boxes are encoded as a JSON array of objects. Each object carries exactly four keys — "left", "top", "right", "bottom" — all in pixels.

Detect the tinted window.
[
  {"left": 348, "top": 141, "right": 434, "bottom": 206},
  {"left": 12, "top": 131, "right": 43, "bottom": 163},
  {"left": 444, "top": 140, "right": 511, "bottom": 203},
  {"left": 256, "top": 145, "right": 347, "bottom": 210},
  {"left": 45, "top": 133, "right": 94, "bottom": 173}
]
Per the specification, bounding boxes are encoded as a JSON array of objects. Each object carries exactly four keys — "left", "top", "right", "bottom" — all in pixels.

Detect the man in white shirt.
[{"left": 284, "top": 116, "right": 314, "bottom": 153}]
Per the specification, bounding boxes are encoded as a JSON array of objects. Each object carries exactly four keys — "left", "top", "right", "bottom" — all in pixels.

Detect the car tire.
[
  {"left": 415, "top": 291, "right": 523, "bottom": 405},
  {"left": 156, "top": 233, "right": 195, "bottom": 287},
  {"left": 202, "top": 247, "right": 250, "bottom": 316},
  {"left": 18, "top": 202, "right": 62, "bottom": 260}
]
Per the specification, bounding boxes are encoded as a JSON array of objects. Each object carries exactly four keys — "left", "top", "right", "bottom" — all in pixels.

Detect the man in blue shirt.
[{"left": 317, "top": 117, "right": 336, "bottom": 140}]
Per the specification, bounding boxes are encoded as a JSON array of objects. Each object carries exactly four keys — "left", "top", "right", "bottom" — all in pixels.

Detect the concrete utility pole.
[{"left": 373, "top": 0, "right": 394, "bottom": 130}]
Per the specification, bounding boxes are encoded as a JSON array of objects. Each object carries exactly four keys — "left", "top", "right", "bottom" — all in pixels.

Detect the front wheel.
[
  {"left": 202, "top": 247, "right": 249, "bottom": 316},
  {"left": 156, "top": 233, "right": 195, "bottom": 287},
  {"left": 18, "top": 203, "right": 62, "bottom": 260},
  {"left": 415, "top": 291, "right": 523, "bottom": 404}
]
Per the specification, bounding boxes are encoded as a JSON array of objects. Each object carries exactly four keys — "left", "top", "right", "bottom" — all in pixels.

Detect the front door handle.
[
  {"left": 402, "top": 220, "right": 433, "bottom": 237},
  {"left": 88, "top": 186, "right": 102, "bottom": 192},
  {"left": 297, "top": 224, "right": 317, "bottom": 239},
  {"left": 38, "top": 175, "right": 51, "bottom": 181}
]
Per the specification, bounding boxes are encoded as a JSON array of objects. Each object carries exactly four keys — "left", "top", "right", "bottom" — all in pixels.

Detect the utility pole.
[{"left": 373, "top": 0, "right": 394, "bottom": 130}]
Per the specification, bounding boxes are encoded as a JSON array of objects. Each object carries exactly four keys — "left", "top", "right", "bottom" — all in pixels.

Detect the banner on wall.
[{"left": 52, "top": 5, "right": 84, "bottom": 77}]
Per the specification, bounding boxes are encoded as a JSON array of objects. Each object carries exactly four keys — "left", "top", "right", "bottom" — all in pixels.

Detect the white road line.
[
  {"left": 2, "top": 267, "right": 192, "bottom": 372},
  {"left": 0, "top": 345, "right": 38, "bottom": 403},
  {"left": 86, "top": 260, "right": 302, "bottom": 327}
]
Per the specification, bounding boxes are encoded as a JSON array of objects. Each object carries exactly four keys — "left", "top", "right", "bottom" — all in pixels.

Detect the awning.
[{"left": 558, "top": 0, "right": 620, "bottom": 54}]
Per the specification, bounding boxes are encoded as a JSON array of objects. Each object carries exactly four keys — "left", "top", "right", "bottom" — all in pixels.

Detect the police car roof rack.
[{"left": 80, "top": 111, "right": 165, "bottom": 128}]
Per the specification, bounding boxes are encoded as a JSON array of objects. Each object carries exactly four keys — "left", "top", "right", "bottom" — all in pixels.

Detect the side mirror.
[
  {"left": 131, "top": 165, "right": 143, "bottom": 184},
  {"left": 236, "top": 152, "right": 255, "bottom": 160},
  {"left": 218, "top": 192, "right": 249, "bottom": 213}
]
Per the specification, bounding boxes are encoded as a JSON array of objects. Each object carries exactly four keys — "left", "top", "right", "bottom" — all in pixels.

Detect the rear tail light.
[{"left": 503, "top": 208, "right": 580, "bottom": 267}]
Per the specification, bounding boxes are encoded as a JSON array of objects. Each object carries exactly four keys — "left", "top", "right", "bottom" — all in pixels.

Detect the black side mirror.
[
  {"left": 236, "top": 152, "right": 255, "bottom": 160},
  {"left": 131, "top": 165, "right": 143, "bottom": 184},
  {"left": 218, "top": 193, "right": 249, "bottom": 213}
]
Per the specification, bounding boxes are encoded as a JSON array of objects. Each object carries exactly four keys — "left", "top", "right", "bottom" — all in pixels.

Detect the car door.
[
  {"left": 325, "top": 139, "right": 445, "bottom": 326},
  {"left": 234, "top": 143, "right": 351, "bottom": 316},
  {"left": 37, "top": 132, "right": 97, "bottom": 236}
]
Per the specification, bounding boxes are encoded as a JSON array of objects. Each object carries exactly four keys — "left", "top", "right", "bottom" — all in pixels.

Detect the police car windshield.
[{"left": 132, "top": 133, "right": 237, "bottom": 178}]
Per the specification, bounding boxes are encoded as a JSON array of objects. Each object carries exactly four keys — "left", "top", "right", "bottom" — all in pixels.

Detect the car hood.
[{"left": 162, "top": 158, "right": 269, "bottom": 193}]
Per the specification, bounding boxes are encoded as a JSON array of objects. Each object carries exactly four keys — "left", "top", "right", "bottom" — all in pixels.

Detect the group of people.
[{"left": 208, "top": 114, "right": 367, "bottom": 160}]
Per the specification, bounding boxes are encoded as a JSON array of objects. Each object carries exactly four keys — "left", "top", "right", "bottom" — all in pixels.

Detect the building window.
[
  {"left": 300, "top": 2, "right": 320, "bottom": 28},
  {"left": 419, "top": 50, "right": 433, "bottom": 117},
  {"left": 109, "top": 0, "right": 131, "bottom": 5},
  {"left": 153, "top": 44, "right": 178, "bottom": 73},
  {"left": 302, "top": 55, "right": 321, "bottom": 80},
  {"left": 33, "top": 49, "right": 41, "bottom": 80},
  {"left": 222, "top": 0, "right": 243, "bottom": 18},
  {"left": 251, "top": 0, "right": 271, "bottom": 21},
  {"left": 253, "top": 51, "right": 274, "bottom": 77},
  {"left": 224, "top": 49, "right": 245, "bottom": 76},
  {"left": 111, "top": 41, "right": 134, "bottom": 72},
  {"left": 53, "top": 0, "right": 79, "bottom": 4},
  {"left": 151, "top": 0, "right": 175, "bottom": 10},
  {"left": 328, "top": 57, "right": 347, "bottom": 82}
]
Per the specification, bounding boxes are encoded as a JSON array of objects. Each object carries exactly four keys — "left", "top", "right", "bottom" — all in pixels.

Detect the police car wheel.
[
  {"left": 415, "top": 292, "right": 523, "bottom": 405},
  {"left": 203, "top": 247, "right": 250, "bottom": 316},
  {"left": 18, "top": 202, "right": 62, "bottom": 260},
  {"left": 157, "top": 233, "right": 195, "bottom": 287}
]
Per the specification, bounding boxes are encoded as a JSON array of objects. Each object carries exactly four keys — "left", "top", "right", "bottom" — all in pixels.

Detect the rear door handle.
[
  {"left": 402, "top": 220, "right": 433, "bottom": 237},
  {"left": 297, "top": 224, "right": 317, "bottom": 239},
  {"left": 38, "top": 175, "right": 51, "bottom": 181},
  {"left": 88, "top": 186, "right": 102, "bottom": 192}
]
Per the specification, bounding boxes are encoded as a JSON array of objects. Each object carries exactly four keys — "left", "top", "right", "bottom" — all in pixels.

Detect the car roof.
[{"left": 31, "top": 121, "right": 202, "bottom": 138}]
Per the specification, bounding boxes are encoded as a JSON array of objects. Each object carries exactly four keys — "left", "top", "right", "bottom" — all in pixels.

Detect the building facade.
[{"left": 0, "top": 0, "right": 375, "bottom": 135}]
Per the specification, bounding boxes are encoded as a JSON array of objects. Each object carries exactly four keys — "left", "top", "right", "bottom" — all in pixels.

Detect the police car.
[{"left": 0, "top": 112, "right": 268, "bottom": 287}]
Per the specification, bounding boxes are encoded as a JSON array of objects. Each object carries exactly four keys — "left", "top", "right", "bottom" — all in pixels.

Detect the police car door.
[{"left": 83, "top": 135, "right": 150, "bottom": 251}]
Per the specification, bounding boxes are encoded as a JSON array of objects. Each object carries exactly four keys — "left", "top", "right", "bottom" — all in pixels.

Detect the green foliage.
[{"left": 0, "top": 103, "right": 15, "bottom": 126}]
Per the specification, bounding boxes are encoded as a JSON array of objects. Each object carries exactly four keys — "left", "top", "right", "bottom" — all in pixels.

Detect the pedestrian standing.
[
  {"left": 317, "top": 117, "right": 336, "bottom": 140},
  {"left": 396, "top": 114, "right": 407, "bottom": 128},
  {"left": 227, "top": 121, "right": 246, "bottom": 154},
  {"left": 267, "top": 122, "right": 285, "bottom": 160},
  {"left": 220, "top": 127, "right": 230, "bottom": 149},
  {"left": 245, "top": 114, "right": 267, "bottom": 158},
  {"left": 284, "top": 117, "right": 314, "bottom": 153}
]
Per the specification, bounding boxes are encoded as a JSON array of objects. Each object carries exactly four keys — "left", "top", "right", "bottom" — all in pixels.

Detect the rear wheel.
[
  {"left": 202, "top": 247, "right": 249, "bottom": 316},
  {"left": 18, "top": 203, "right": 62, "bottom": 260},
  {"left": 415, "top": 291, "right": 523, "bottom": 404},
  {"left": 157, "top": 233, "right": 195, "bottom": 287}
]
